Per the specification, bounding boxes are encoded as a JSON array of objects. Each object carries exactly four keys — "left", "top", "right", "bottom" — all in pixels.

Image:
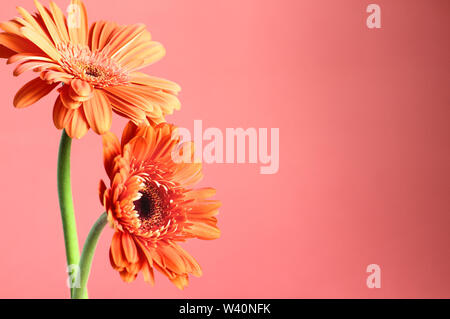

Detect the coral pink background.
[{"left": 0, "top": 0, "right": 449, "bottom": 298}]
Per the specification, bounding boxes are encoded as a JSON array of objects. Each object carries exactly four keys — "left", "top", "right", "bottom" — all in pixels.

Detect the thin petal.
[
  {"left": 13, "top": 61, "right": 60, "bottom": 76},
  {"left": 129, "top": 72, "right": 181, "bottom": 94},
  {"left": 82, "top": 90, "right": 112, "bottom": 134},
  {"left": 141, "top": 261, "right": 155, "bottom": 285},
  {"left": 20, "top": 26, "right": 61, "bottom": 61},
  {"left": 34, "top": 0, "right": 62, "bottom": 44},
  {"left": 186, "top": 222, "right": 220, "bottom": 240},
  {"left": 99, "top": 180, "right": 107, "bottom": 204},
  {"left": 121, "top": 232, "right": 139, "bottom": 264},
  {"left": 158, "top": 243, "right": 187, "bottom": 275},
  {"left": 102, "top": 131, "right": 121, "bottom": 178},
  {"left": 0, "top": 44, "right": 16, "bottom": 58},
  {"left": 0, "top": 33, "right": 41, "bottom": 54},
  {"left": 49, "top": 1, "right": 70, "bottom": 42},
  {"left": 14, "top": 77, "right": 57, "bottom": 108},
  {"left": 41, "top": 70, "right": 73, "bottom": 84},
  {"left": 121, "top": 41, "right": 165, "bottom": 71},
  {"left": 53, "top": 96, "right": 73, "bottom": 129},
  {"left": 67, "top": 0, "right": 88, "bottom": 45},
  {"left": 65, "top": 107, "right": 89, "bottom": 139},
  {"left": 70, "top": 78, "right": 93, "bottom": 101},
  {"left": 110, "top": 232, "right": 126, "bottom": 268},
  {"left": 103, "top": 88, "right": 146, "bottom": 123},
  {"left": 60, "top": 85, "right": 82, "bottom": 109}
]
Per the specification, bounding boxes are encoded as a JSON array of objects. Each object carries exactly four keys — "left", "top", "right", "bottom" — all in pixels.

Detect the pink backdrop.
[{"left": 0, "top": 0, "right": 449, "bottom": 298}]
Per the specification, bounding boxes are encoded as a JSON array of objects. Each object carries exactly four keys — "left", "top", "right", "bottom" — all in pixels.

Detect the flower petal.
[
  {"left": 99, "top": 180, "right": 107, "bottom": 204},
  {"left": 186, "top": 222, "right": 220, "bottom": 240},
  {"left": 0, "top": 33, "right": 41, "bottom": 54},
  {"left": 0, "top": 44, "right": 16, "bottom": 58},
  {"left": 110, "top": 231, "right": 126, "bottom": 268},
  {"left": 34, "top": 0, "right": 62, "bottom": 45},
  {"left": 82, "top": 90, "right": 112, "bottom": 134},
  {"left": 103, "top": 88, "right": 147, "bottom": 123},
  {"left": 129, "top": 72, "right": 181, "bottom": 94},
  {"left": 20, "top": 26, "right": 61, "bottom": 61},
  {"left": 121, "top": 231, "right": 139, "bottom": 264},
  {"left": 49, "top": 1, "right": 70, "bottom": 42},
  {"left": 64, "top": 107, "right": 89, "bottom": 139},
  {"left": 70, "top": 78, "right": 93, "bottom": 101},
  {"left": 53, "top": 96, "right": 73, "bottom": 129},
  {"left": 60, "top": 85, "right": 82, "bottom": 109},
  {"left": 13, "top": 77, "right": 57, "bottom": 108},
  {"left": 121, "top": 41, "right": 165, "bottom": 71},
  {"left": 102, "top": 131, "right": 121, "bottom": 178},
  {"left": 67, "top": 0, "right": 88, "bottom": 45}
]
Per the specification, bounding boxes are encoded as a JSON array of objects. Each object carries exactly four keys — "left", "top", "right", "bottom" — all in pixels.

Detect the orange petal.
[
  {"left": 185, "top": 188, "right": 217, "bottom": 200},
  {"left": 99, "top": 180, "right": 107, "bottom": 205},
  {"left": 60, "top": 85, "right": 82, "bottom": 109},
  {"left": 0, "top": 33, "right": 40, "bottom": 54},
  {"left": 0, "top": 20, "right": 23, "bottom": 35},
  {"left": 64, "top": 107, "right": 89, "bottom": 139},
  {"left": 19, "top": 26, "right": 61, "bottom": 62},
  {"left": 82, "top": 90, "right": 112, "bottom": 134},
  {"left": 119, "top": 270, "right": 137, "bottom": 283},
  {"left": 49, "top": 1, "right": 70, "bottom": 42},
  {"left": 129, "top": 72, "right": 181, "bottom": 94},
  {"left": 169, "top": 274, "right": 189, "bottom": 290},
  {"left": 34, "top": 0, "right": 62, "bottom": 44},
  {"left": 70, "top": 78, "right": 93, "bottom": 101},
  {"left": 121, "top": 232, "right": 139, "bottom": 264},
  {"left": 141, "top": 261, "right": 155, "bottom": 285},
  {"left": 0, "top": 44, "right": 16, "bottom": 58},
  {"left": 67, "top": 0, "right": 88, "bottom": 45},
  {"left": 91, "top": 21, "right": 117, "bottom": 51},
  {"left": 120, "top": 121, "right": 140, "bottom": 148},
  {"left": 102, "top": 131, "right": 121, "bottom": 178},
  {"left": 110, "top": 231, "right": 126, "bottom": 268},
  {"left": 104, "top": 85, "right": 154, "bottom": 113},
  {"left": 104, "top": 89, "right": 147, "bottom": 123},
  {"left": 7, "top": 52, "right": 54, "bottom": 64},
  {"left": 53, "top": 96, "right": 73, "bottom": 129},
  {"left": 172, "top": 244, "right": 202, "bottom": 277},
  {"left": 186, "top": 222, "right": 220, "bottom": 240},
  {"left": 88, "top": 21, "right": 104, "bottom": 51},
  {"left": 40, "top": 70, "right": 73, "bottom": 84},
  {"left": 14, "top": 77, "right": 57, "bottom": 108},
  {"left": 17, "top": 6, "right": 52, "bottom": 41},
  {"left": 159, "top": 243, "right": 187, "bottom": 275},
  {"left": 121, "top": 41, "right": 165, "bottom": 71},
  {"left": 13, "top": 61, "right": 60, "bottom": 76},
  {"left": 108, "top": 24, "right": 147, "bottom": 59}
]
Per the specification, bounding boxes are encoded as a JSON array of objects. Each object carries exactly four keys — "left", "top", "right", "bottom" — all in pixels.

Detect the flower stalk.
[
  {"left": 73, "top": 212, "right": 107, "bottom": 299},
  {"left": 57, "top": 129, "right": 80, "bottom": 298}
]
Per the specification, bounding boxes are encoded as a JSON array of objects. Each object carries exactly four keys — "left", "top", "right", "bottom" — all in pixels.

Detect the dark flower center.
[
  {"left": 133, "top": 185, "right": 165, "bottom": 231},
  {"left": 84, "top": 65, "right": 103, "bottom": 78}
]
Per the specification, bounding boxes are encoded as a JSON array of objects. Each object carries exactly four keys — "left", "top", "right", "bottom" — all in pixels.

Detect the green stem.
[
  {"left": 57, "top": 129, "right": 80, "bottom": 298},
  {"left": 73, "top": 212, "right": 108, "bottom": 299}
]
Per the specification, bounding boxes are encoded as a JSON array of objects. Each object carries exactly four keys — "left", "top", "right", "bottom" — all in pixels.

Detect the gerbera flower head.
[
  {"left": 0, "top": 0, "right": 180, "bottom": 138},
  {"left": 99, "top": 121, "right": 220, "bottom": 289}
]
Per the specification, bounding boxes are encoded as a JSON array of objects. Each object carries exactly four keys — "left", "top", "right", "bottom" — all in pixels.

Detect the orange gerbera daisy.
[
  {"left": 0, "top": 0, "right": 180, "bottom": 138},
  {"left": 99, "top": 122, "right": 220, "bottom": 288}
]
